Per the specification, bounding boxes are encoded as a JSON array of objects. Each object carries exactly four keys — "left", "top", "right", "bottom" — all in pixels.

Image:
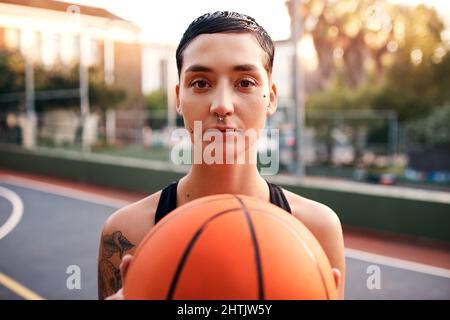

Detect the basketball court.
[{"left": 0, "top": 170, "right": 449, "bottom": 300}]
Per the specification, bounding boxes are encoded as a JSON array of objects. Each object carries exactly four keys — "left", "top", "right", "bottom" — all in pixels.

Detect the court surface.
[{"left": 0, "top": 173, "right": 449, "bottom": 300}]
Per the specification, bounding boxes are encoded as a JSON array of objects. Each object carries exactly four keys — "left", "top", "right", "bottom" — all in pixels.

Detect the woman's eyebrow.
[
  {"left": 232, "top": 64, "right": 260, "bottom": 72},
  {"left": 185, "top": 64, "right": 213, "bottom": 73},
  {"left": 184, "top": 64, "right": 260, "bottom": 74}
]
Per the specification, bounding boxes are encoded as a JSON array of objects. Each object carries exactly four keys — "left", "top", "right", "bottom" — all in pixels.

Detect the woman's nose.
[{"left": 209, "top": 83, "right": 234, "bottom": 117}]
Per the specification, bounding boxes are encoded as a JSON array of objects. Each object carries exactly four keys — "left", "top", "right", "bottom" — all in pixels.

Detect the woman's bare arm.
[{"left": 97, "top": 226, "right": 136, "bottom": 300}]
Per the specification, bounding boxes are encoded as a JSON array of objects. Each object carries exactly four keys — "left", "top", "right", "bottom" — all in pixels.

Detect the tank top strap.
[
  {"left": 154, "top": 179, "right": 292, "bottom": 224},
  {"left": 154, "top": 180, "right": 179, "bottom": 224},
  {"left": 266, "top": 181, "right": 292, "bottom": 214}
]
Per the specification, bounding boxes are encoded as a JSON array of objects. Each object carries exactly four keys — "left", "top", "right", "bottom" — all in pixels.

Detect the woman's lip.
[{"left": 206, "top": 126, "right": 239, "bottom": 132}]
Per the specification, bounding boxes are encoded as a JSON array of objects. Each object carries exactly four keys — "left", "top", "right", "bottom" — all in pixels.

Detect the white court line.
[
  {"left": 346, "top": 248, "right": 450, "bottom": 279},
  {"left": 0, "top": 176, "right": 131, "bottom": 209},
  {"left": 1, "top": 175, "right": 449, "bottom": 279},
  {"left": 0, "top": 186, "right": 24, "bottom": 240}
]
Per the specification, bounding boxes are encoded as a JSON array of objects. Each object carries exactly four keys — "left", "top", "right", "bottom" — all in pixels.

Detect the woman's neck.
[{"left": 177, "top": 163, "right": 269, "bottom": 205}]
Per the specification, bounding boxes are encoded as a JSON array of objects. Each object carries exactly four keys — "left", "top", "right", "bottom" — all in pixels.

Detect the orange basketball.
[{"left": 123, "top": 194, "right": 337, "bottom": 300}]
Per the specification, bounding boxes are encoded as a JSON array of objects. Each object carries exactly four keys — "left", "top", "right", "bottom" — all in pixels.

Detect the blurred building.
[
  {"left": 141, "top": 42, "right": 178, "bottom": 127},
  {"left": 0, "top": 0, "right": 142, "bottom": 96}
]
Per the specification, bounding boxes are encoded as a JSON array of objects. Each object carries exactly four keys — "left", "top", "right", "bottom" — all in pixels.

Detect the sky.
[
  {"left": 62, "top": 0, "right": 292, "bottom": 43},
  {"left": 62, "top": 0, "right": 450, "bottom": 45}
]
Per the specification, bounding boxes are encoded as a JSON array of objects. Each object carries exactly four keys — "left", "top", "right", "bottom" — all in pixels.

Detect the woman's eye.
[
  {"left": 238, "top": 79, "right": 256, "bottom": 88},
  {"left": 191, "top": 80, "right": 209, "bottom": 89}
]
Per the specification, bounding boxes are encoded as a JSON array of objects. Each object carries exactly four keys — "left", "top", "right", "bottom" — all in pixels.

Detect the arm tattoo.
[{"left": 98, "top": 231, "right": 135, "bottom": 299}]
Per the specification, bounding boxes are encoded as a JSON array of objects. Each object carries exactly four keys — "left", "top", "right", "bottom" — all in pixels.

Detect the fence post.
[{"left": 106, "top": 109, "right": 116, "bottom": 145}]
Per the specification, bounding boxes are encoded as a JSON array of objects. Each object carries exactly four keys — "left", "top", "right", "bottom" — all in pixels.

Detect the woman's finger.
[{"left": 120, "top": 254, "right": 134, "bottom": 281}]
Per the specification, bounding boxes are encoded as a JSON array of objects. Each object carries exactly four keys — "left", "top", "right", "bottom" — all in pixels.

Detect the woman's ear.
[
  {"left": 266, "top": 81, "right": 278, "bottom": 117},
  {"left": 175, "top": 84, "right": 182, "bottom": 115}
]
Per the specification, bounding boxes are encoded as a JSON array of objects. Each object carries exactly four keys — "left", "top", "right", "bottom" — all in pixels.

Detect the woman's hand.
[
  {"left": 332, "top": 268, "right": 343, "bottom": 299},
  {"left": 105, "top": 254, "right": 133, "bottom": 300}
]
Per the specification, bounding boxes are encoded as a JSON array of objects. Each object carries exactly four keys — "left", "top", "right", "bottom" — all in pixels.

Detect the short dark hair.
[{"left": 176, "top": 11, "right": 275, "bottom": 78}]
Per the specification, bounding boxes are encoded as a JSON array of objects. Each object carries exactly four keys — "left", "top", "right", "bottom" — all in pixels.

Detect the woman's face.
[{"left": 176, "top": 33, "right": 277, "bottom": 148}]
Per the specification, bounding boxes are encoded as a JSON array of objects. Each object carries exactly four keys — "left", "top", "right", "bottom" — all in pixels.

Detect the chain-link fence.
[{"left": 1, "top": 104, "right": 448, "bottom": 189}]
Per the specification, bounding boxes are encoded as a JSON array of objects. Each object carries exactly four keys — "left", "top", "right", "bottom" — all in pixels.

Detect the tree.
[
  {"left": 0, "top": 50, "right": 26, "bottom": 114},
  {"left": 0, "top": 50, "right": 25, "bottom": 94},
  {"left": 88, "top": 66, "right": 126, "bottom": 112},
  {"left": 0, "top": 52, "right": 127, "bottom": 112},
  {"left": 145, "top": 89, "right": 167, "bottom": 110},
  {"left": 145, "top": 89, "right": 168, "bottom": 129},
  {"left": 405, "top": 105, "right": 450, "bottom": 146},
  {"left": 285, "top": 0, "right": 448, "bottom": 93}
]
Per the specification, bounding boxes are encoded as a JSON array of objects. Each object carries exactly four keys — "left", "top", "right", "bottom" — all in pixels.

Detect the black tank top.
[{"left": 154, "top": 180, "right": 292, "bottom": 224}]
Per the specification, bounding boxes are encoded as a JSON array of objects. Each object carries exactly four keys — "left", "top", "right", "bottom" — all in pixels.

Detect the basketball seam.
[
  {"left": 131, "top": 197, "right": 332, "bottom": 300},
  {"left": 166, "top": 208, "right": 242, "bottom": 300},
  {"left": 234, "top": 196, "right": 265, "bottom": 300},
  {"left": 250, "top": 208, "right": 332, "bottom": 299},
  {"left": 132, "top": 195, "right": 237, "bottom": 261}
]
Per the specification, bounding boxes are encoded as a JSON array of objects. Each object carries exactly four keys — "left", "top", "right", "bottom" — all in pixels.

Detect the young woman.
[{"left": 98, "top": 11, "right": 345, "bottom": 300}]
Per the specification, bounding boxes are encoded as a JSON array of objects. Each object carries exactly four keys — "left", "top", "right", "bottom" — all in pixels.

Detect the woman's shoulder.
[
  {"left": 281, "top": 187, "right": 346, "bottom": 299},
  {"left": 101, "top": 189, "right": 163, "bottom": 251},
  {"left": 281, "top": 187, "right": 342, "bottom": 237}
]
